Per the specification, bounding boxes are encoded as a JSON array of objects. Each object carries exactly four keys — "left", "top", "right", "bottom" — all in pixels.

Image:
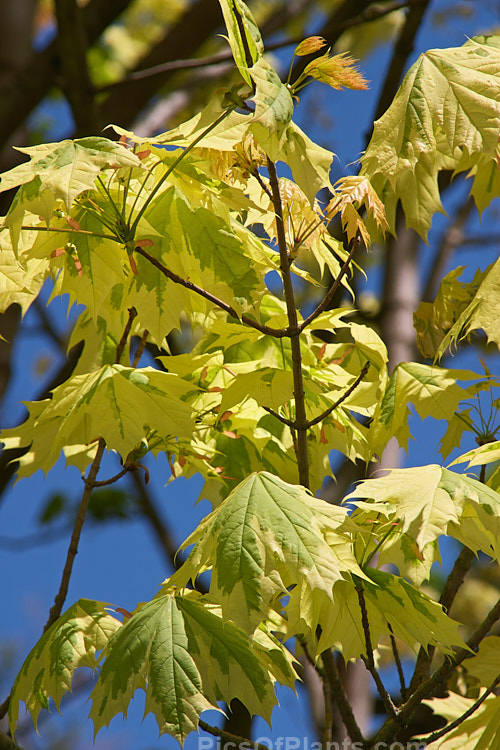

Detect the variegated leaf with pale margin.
[
  {"left": 345, "top": 465, "right": 500, "bottom": 568},
  {"left": 464, "top": 636, "right": 500, "bottom": 686},
  {"left": 8, "top": 600, "right": 121, "bottom": 735},
  {"left": 0, "top": 137, "right": 142, "bottom": 210},
  {"left": 90, "top": 590, "right": 297, "bottom": 744},
  {"left": 369, "top": 362, "right": 481, "bottom": 457},
  {"left": 165, "top": 472, "right": 366, "bottom": 634},
  {"left": 218, "top": 0, "right": 263, "bottom": 86},
  {"left": 248, "top": 58, "right": 294, "bottom": 157},
  {"left": 422, "top": 693, "right": 500, "bottom": 750},
  {"left": 435, "top": 258, "right": 500, "bottom": 358},
  {"left": 361, "top": 36, "right": 500, "bottom": 237},
  {"left": 0, "top": 365, "right": 194, "bottom": 478},
  {"left": 450, "top": 440, "right": 500, "bottom": 470},
  {"left": 313, "top": 569, "right": 466, "bottom": 659}
]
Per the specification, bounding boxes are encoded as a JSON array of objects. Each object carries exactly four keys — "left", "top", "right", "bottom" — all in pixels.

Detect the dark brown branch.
[
  {"left": 44, "top": 438, "right": 106, "bottom": 631},
  {"left": 115, "top": 306, "right": 137, "bottom": 364},
  {"left": 321, "top": 648, "right": 366, "bottom": 746},
  {"left": 267, "top": 157, "right": 309, "bottom": 487},
  {"left": 86, "top": 466, "right": 129, "bottom": 487},
  {"left": 198, "top": 719, "right": 268, "bottom": 750},
  {"left": 419, "top": 675, "right": 500, "bottom": 746},
  {"left": 300, "top": 236, "right": 361, "bottom": 333},
  {"left": 53, "top": 0, "right": 100, "bottom": 135},
  {"left": 388, "top": 622, "right": 406, "bottom": 701},
  {"left": 132, "top": 329, "right": 149, "bottom": 367},
  {"left": 355, "top": 582, "right": 399, "bottom": 722},
  {"left": 262, "top": 406, "right": 294, "bottom": 428},
  {"left": 0, "top": 439, "right": 107, "bottom": 721},
  {"left": 373, "top": 595, "right": 500, "bottom": 745},
  {"left": 409, "top": 545, "right": 476, "bottom": 693},
  {"left": 134, "top": 245, "right": 288, "bottom": 338},
  {"left": 306, "top": 361, "right": 370, "bottom": 428}
]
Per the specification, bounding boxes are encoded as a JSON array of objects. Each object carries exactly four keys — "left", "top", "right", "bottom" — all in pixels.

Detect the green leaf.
[
  {"left": 345, "top": 465, "right": 500, "bottom": 563},
  {"left": 450, "top": 440, "right": 500, "bottom": 469},
  {"left": 9, "top": 600, "right": 121, "bottom": 734},
  {"left": 248, "top": 58, "right": 294, "bottom": 158},
  {"left": 436, "top": 258, "right": 500, "bottom": 358},
  {"left": 0, "top": 234, "right": 48, "bottom": 314},
  {"left": 0, "top": 137, "right": 141, "bottom": 210},
  {"left": 1, "top": 365, "right": 195, "bottom": 477},
  {"left": 423, "top": 693, "right": 500, "bottom": 750},
  {"left": 369, "top": 362, "right": 478, "bottom": 456},
  {"left": 218, "top": 0, "right": 263, "bottom": 85},
  {"left": 315, "top": 569, "right": 466, "bottom": 659},
  {"left": 464, "top": 636, "right": 500, "bottom": 686},
  {"left": 361, "top": 37, "right": 500, "bottom": 237},
  {"left": 90, "top": 591, "right": 297, "bottom": 743},
  {"left": 166, "top": 472, "right": 365, "bottom": 634},
  {"left": 281, "top": 122, "right": 334, "bottom": 204}
]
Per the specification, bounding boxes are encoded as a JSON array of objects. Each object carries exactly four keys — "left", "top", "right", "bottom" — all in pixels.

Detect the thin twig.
[
  {"left": 409, "top": 545, "right": 475, "bottom": 693},
  {"left": 388, "top": 622, "right": 406, "bottom": 701},
  {"left": 115, "top": 307, "right": 137, "bottom": 364},
  {"left": 306, "top": 361, "right": 370, "bottom": 428},
  {"left": 321, "top": 648, "right": 366, "bottom": 746},
  {"left": 252, "top": 169, "right": 273, "bottom": 201},
  {"left": 132, "top": 329, "right": 149, "bottom": 367},
  {"left": 44, "top": 438, "right": 106, "bottom": 632},
  {"left": 267, "top": 157, "right": 309, "bottom": 487},
  {"left": 198, "top": 719, "right": 268, "bottom": 750},
  {"left": 373, "top": 595, "right": 500, "bottom": 745},
  {"left": 261, "top": 406, "right": 294, "bottom": 427},
  {"left": 300, "top": 237, "right": 361, "bottom": 332},
  {"left": 133, "top": 245, "right": 288, "bottom": 339},
  {"left": 356, "top": 582, "right": 400, "bottom": 722},
  {"left": 86, "top": 466, "right": 129, "bottom": 487},
  {"left": 419, "top": 675, "right": 500, "bottom": 746}
]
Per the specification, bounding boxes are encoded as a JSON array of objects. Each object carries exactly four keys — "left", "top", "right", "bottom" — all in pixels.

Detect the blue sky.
[{"left": 1, "top": 2, "right": 500, "bottom": 748}]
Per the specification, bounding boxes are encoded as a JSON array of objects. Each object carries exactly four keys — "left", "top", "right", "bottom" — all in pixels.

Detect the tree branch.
[
  {"left": 198, "top": 718, "right": 268, "bottom": 750},
  {"left": 388, "top": 622, "right": 406, "bottom": 702},
  {"left": 306, "top": 361, "right": 370, "bottom": 428},
  {"left": 115, "top": 306, "right": 137, "bottom": 364},
  {"left": 321, "top": 648, "right": 366, "bottom": 746},
  {"left": 372, "top": 595, "right": 500, "bottom": 746},
  {"left": 133, "top": 245, "right": 288, "bottom": 339},
  {"left": 419, "top": 675, "right": 500, "bottom": 746},
  {"left": 409, "top": 545, "right": 476, "bottom": 693},
  {"left": 355, "top": 582, "right": 400, "bottom": 722},
  {"left": 300, "top": 236, "right": 361, "bottom": 333},
  {"left": 44, "top": 438, "right": 106, "bottom": 631},
  {"left": 266, "top": 157, "right": 309, "bottom": 487}
]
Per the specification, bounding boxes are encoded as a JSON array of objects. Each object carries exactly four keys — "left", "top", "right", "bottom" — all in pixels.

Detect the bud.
[{"left": 294, "top": 36, "right": 327, "bottom": 57}]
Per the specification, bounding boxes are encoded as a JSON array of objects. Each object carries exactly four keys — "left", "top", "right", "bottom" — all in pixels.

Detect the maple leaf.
[
  {"left": 165, "top": 471, "right": 365, "bottom": 634},
  {"left": 9, "top": 600, "right": 121, "bottom": 734},
  {"left": 361, "top": 36, "right": 500, "bottom": 237},
  {"left": 1, "top": 365, "right": 195, "bottom": 477},
  {"left": 327, "top": 175, "right": 388, "bottom": 245},
  {"left": 345, "top": 465, "right": 500, "bottom": 564},
  {"left": 90, "top": 591, "right": 297, "bottom": 743},
  {"left": 0, "top": 137, "right": 142, "bottom": 210}
]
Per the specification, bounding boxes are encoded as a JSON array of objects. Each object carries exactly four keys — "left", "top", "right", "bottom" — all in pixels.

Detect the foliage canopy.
[{"left": 1, "top": 2, "right": 500, "bottom": 749}]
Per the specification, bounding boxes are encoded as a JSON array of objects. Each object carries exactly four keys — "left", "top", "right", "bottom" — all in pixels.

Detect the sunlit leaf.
[{"left": 9, "top": 600, "right": 121, "bottom": 734}]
